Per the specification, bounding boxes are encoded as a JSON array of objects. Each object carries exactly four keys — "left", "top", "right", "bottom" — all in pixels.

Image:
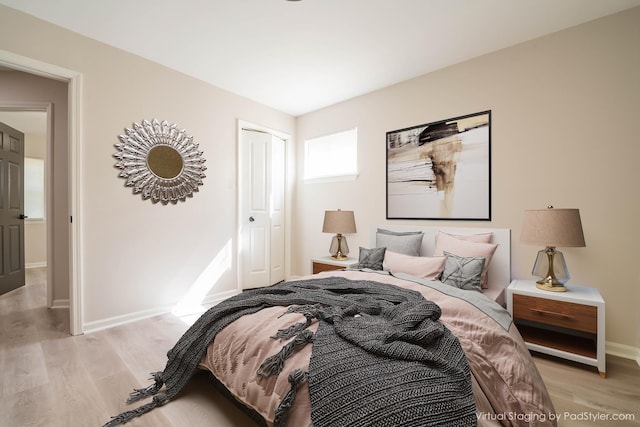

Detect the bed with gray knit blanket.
[{"left": 105, "top": 270, "right": 557, "bottom": 427}]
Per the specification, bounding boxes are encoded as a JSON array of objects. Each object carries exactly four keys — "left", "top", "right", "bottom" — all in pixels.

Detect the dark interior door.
[{"left": 0, "top": 121, "right": 25, "bottom": 295}]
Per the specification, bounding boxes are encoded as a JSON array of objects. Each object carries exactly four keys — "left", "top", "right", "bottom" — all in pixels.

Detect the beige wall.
[
  {"left": 24, "top": 130, "right": 47, "bottom": 267},
  {"left": 25, "top": 220, "right": 47, "bottom": 267},
  {"left": 0, "top": 5, "right": 295, "bottom": 326},
  {"left": 294, "top": 7, "right": 640, "bottom": 352}
]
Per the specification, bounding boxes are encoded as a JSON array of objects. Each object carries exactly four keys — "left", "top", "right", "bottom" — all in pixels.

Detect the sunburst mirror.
[{"left": 114, "top": 119, "right": 207, "bottom": 205}]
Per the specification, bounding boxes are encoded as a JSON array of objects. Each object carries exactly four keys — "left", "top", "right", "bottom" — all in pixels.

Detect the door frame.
[
  {"left": 0, "top": 49, "right": 83, "bottom": 335},
  {"left": 236, "top": 120, "right": 292, "bottom": 291}
]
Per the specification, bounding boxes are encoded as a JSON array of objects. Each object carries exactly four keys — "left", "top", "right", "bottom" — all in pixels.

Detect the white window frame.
[{"left": 304, "top": 128, "right": 358, "bottom": 183}]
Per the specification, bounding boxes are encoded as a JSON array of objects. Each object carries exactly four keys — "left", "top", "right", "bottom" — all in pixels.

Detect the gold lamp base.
[
  {"left": 329, "top": 233, "right": 349, "bottom": 260},
  {"left": 535, "top": 278, "right": 567, "bottom": 292},
  {"left": 533, "top": 247, "right": 569, "bottom": 292}
]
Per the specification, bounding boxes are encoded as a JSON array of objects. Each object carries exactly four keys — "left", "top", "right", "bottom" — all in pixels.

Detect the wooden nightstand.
[
  {"left": 311, "top": 257, "right": 356, "bottom": 274},
  {"left": 506, "top": 279, "right": 606, "bottom": 378}
]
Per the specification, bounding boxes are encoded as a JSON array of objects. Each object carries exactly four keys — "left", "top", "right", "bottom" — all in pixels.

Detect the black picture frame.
[{"left": 386, "top": 110, "right": 491, "bottom": 220}]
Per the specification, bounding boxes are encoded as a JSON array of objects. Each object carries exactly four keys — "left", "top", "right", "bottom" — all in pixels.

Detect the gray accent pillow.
[
  {"left": 356, "top": 247, "right": 386, "bottom": 270},
  {"left": 376, "top": 229, "right": 423, "bottom": 256},
  {"left": 441, "top": 251, "right": 486, "bottom": 292}
]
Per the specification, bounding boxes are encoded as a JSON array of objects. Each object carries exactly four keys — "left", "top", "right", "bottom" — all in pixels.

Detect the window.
[
  {"left": 24, "top": 157, "right": 45, "bottom": 220},
  {"left": 304, "top": 128, "right": 357, "bottom": 181}
]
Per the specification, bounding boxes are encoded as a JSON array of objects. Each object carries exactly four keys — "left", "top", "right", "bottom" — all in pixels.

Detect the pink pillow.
[
  {"left": 436, "top": 230, "right": 493, "bottom": 244},
  {"left": 383, "top": 251, "right": 446, "bottom": 280},
  {"left": 433, "top": 232, "right": 498, "bottom": 288}
]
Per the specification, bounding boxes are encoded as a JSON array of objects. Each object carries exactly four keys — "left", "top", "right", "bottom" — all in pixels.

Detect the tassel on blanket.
[
  {"left": 274, "top": 369, "right": 308, "bottom": 427},
  {"left": 278, "top": 304, "right": 322, "bottom": 318},
  {"left": 103, "top": 393, "right": 168, "bottom": 427},
  {"left": 273, "top": 304, "right": 325, "bottom": 340},
  {"left": 272, "top": 319, "right": 311, "bottom": 340},
  {"left": 126, "top": 371, "right": 164, "bottom": 403},
  {"left": 257, "top": 329, "right": 314, "bottom": 377}
]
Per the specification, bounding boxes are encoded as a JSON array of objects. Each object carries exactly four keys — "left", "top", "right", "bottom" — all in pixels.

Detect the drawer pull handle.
[{"left": 530, "top": 308, "right": 574, "bottom": 320}]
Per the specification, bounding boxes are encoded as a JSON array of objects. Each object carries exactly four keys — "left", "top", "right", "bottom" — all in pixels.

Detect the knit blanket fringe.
[
  {"left": 257, "top": 328, "right": 315, "bottom": 377},
  {"left": 103, "top": 393, "right": 168, "bottom": 427},
  {"left": 274, "top": 369, "right": 308, "bottom": 427},
  {"left": 125, "top": 371, "right": 164, "bottom": 403}
]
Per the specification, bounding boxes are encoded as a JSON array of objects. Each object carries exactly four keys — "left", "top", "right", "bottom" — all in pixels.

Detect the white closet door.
[{"left": 239, "top": 129, "right": 285, "bottom": 289}]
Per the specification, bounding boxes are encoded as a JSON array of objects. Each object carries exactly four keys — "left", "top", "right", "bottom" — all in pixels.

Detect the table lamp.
[
  {"left": 520, "top": 206, "right": 586, "bottom": 292},
  {"left": 322, "top": 209, "right": 356, "bottom": 260}
]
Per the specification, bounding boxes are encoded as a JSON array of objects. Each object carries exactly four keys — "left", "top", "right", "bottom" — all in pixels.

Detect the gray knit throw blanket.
[{"left": 103, "top": 276, "right": 476, "bottom": 427}]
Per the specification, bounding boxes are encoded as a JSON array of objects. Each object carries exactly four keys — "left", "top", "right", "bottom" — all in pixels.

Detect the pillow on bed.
[
  {"left": 356, "top": 246, "right": 386, "bottom": 270},
  {"left": 376, "top": 229, "right": 423, "bottom": 256},
  {"left": 436, "top": 230, "right": 493, "bottom": 244},
  {"left": 440, "top": 252, "right": 486, "bottom": 292},
  {"left": 382, "top": 251, "right": 446, "bottom": 280},
  {"left": 433, "top": 232, "right": 498, "bottom": 289}
]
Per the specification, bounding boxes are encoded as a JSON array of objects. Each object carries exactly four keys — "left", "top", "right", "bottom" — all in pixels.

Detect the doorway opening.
[
  {"left": 0, "top": 50, "right": 82, "bottom": 335},
  {"left": 0, "top": 109, "right": 49, "bottom": 300}
]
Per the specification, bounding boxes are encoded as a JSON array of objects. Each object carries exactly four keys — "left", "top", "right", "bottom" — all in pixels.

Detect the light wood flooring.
[{"left": 1, "top": 268, "right": 638, "bottom": 427}]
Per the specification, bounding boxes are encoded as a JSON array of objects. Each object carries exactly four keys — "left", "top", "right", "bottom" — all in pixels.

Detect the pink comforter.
[{"left": 199, "top": 270, "right": 556, "bottom": 426}]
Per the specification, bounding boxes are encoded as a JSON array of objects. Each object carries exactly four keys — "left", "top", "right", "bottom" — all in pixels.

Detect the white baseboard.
[
  {"left": 82, "top": 289, "right": 240, "bottom": 334},
  {"left": 51, "top": 299, "right": 69, "bottom": 309},
  {"left": 26, "top": 262, "right": 47, "bottom": 269},
  {"left": 204, "top": 290, "right": 239, "bottom": 305},
  {"left": 83, "top": 304, "right": 175, "bottom": 334},
  {"left": 606, "top": 341, "right": 640, "bottom": 366}
]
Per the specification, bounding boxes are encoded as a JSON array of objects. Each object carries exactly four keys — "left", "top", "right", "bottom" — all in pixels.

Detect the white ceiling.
[{"left": 1, "top": 0, "right": 639, "bottom": 116}]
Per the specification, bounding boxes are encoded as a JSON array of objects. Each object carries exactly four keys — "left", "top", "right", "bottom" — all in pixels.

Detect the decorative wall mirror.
[{"left": 114, "top": 119, "right": 207, "bottom": 204}]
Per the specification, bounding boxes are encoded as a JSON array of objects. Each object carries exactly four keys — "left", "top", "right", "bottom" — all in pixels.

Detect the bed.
[{"left": 105, "top": 226, "right": 557, "bottom": 427}]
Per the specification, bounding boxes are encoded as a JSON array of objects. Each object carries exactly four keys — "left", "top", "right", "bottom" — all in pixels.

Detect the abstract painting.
[{"left": 386, "top": 111, "right": 491, "bottom": 220}]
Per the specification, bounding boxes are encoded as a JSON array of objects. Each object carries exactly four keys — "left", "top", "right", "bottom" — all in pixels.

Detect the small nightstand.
[
  {"left": 311, "top": 256, "right": 356, "bottom": 274},
  {"left": 506, "top": 279, "right": 606, "bottom": 378}
]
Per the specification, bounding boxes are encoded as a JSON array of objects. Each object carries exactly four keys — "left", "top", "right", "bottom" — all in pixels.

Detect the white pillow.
[
  {"left": 383, "top": 251, "right": 446, "bottom": 280},
  {"left": 435, "top": 230, "right": 493, "bottom": 244}
]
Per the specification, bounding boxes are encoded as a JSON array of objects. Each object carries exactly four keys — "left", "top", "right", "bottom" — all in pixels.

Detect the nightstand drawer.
[
  {"left": 312, "top": 262, "right": 345, "bottom": 274},
  {"left": 513, "top": 294, "right": 597, "bottom": 334}
]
